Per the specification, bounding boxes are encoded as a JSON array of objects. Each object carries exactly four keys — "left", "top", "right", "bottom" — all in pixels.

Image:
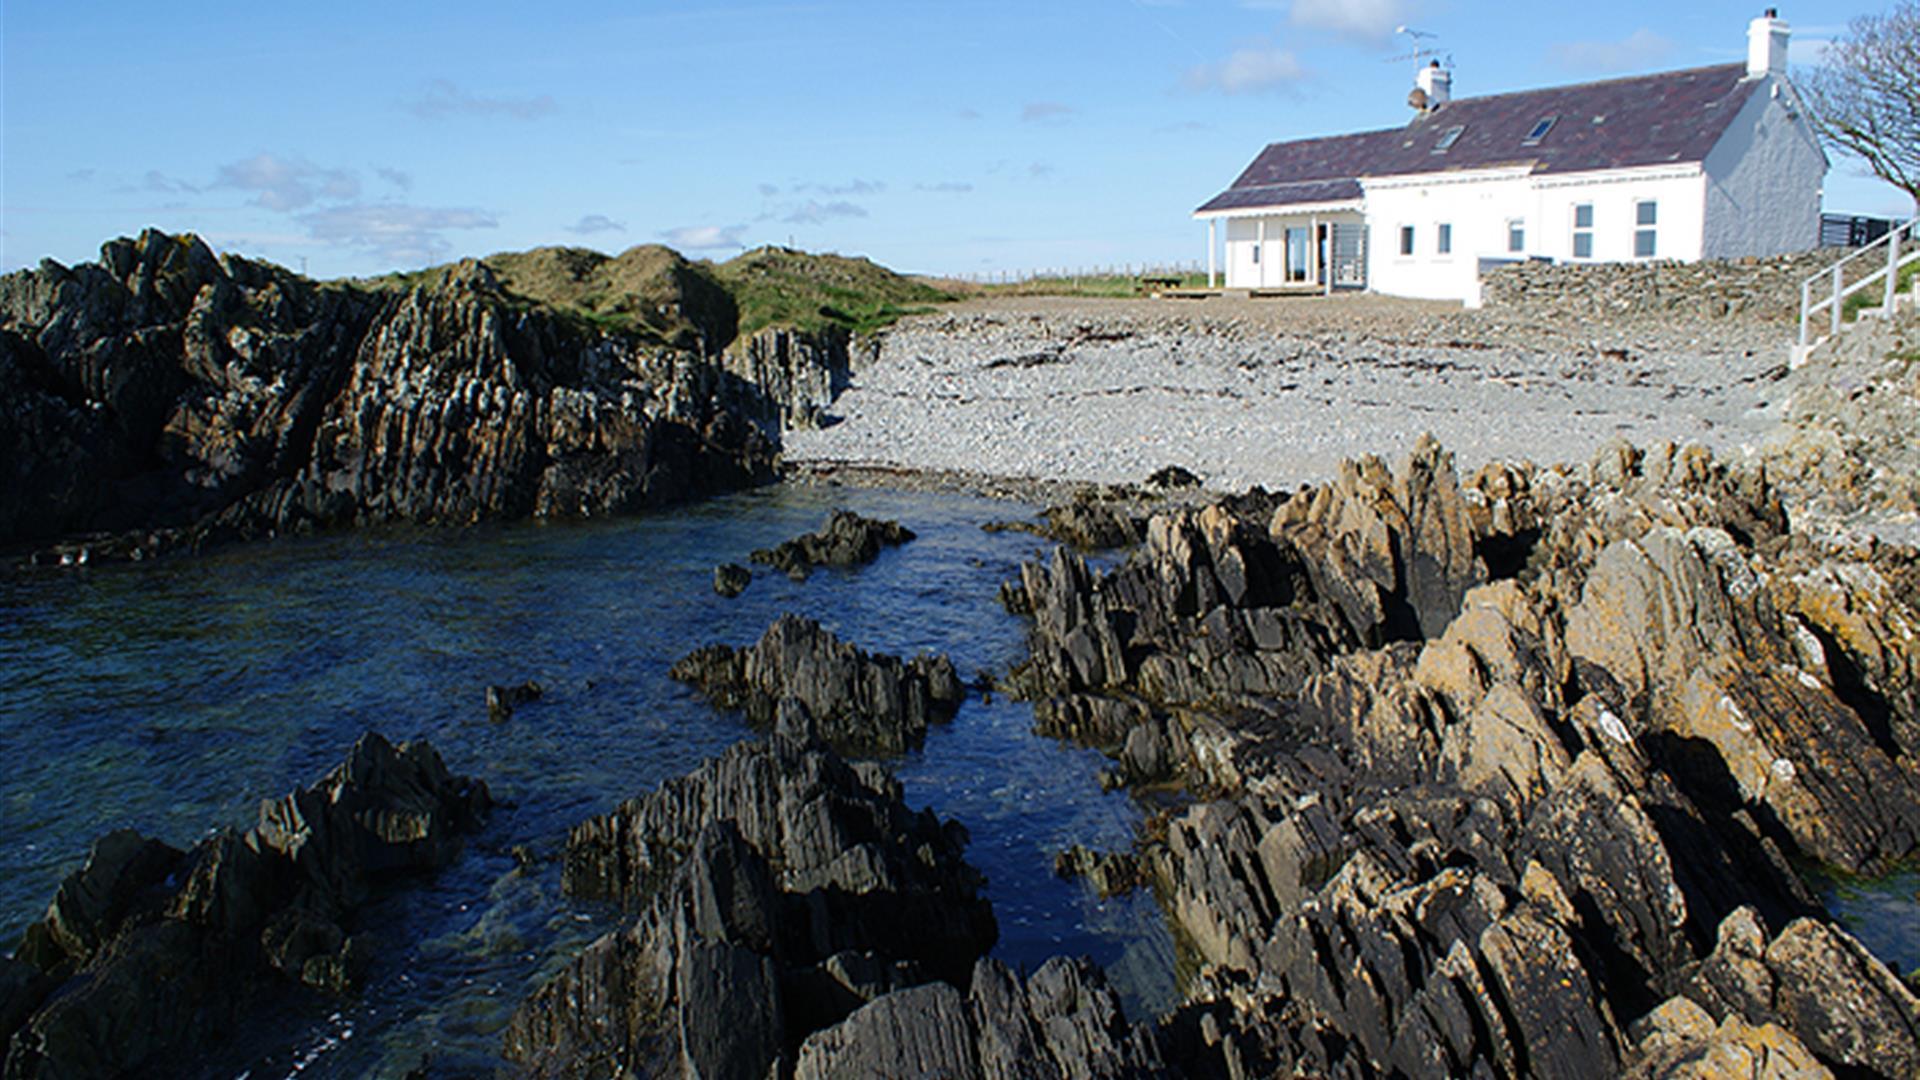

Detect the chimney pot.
[{"left": 1748, "top": 10, "right": 1789, "bottom": 77}]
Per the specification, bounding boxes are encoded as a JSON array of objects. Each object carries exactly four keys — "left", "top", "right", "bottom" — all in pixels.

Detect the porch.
[{"left": 1198, "top": 206, "right": 1367, "bottom": 293}]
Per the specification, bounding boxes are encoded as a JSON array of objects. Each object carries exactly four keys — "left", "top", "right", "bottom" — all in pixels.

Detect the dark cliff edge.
[{"left": 0, "top": 230, "right": 891, "bottom": 566}]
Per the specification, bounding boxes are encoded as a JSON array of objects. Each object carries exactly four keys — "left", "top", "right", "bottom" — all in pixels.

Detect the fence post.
[
  {"left": 1832, "top": 264, "right": 1843, "bottom": 338},
  {"left": 1888, "top": 224, "right": 1903, "bottom": 312},
  {"left": 1800, "top": 278, "right": 1811, "bottom": 347}
]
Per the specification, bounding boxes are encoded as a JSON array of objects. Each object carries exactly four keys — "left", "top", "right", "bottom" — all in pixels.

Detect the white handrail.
[{"left": 1799, "top": 218, "right": 1920, "bottom": 348}]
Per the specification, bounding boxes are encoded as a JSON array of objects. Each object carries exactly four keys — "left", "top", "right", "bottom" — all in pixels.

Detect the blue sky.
[{"left": 2, "top": 0, "right": 1906, "bottom": 279}]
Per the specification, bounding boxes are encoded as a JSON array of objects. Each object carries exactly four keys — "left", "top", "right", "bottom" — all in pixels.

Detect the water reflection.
[{"left": 0, "top": 483, "right": 1174, "bottom": 1076}]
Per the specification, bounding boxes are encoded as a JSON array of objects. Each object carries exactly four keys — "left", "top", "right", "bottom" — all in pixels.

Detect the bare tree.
[{"left": 1801, "top": 2, "right": 1920, "bottom": 213}]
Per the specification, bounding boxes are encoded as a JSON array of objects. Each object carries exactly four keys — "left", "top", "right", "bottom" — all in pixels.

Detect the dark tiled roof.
[
  {"left": 1197, "top": 63, "right": 1761, "bottom": 215},
  {"left": 1195, "top": 177, "right": 1364, "bottom": 213}
]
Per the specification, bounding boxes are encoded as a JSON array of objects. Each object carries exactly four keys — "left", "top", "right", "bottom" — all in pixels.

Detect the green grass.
[
  {"left": 1841, "top": 260, "right": 1919, "bottom": 321},
  {"left": 347, "top": 243, "right": 954, "bottom": 347},
  {"left": 708, "top": 246, "right": 954, "bottom": 338}
]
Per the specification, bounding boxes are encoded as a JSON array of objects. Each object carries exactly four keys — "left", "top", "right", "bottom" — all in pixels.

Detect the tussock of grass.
[
  {"left": 353, "top": 244, "right": 954, "bottom": 348},
  {"left": 711, "top": 246, "right": 953, "bottom": 338}
]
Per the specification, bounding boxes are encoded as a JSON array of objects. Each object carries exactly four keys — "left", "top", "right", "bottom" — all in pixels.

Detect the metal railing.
[{"left": 1800, "top": 217, "right": 1920, "bottom": 348}]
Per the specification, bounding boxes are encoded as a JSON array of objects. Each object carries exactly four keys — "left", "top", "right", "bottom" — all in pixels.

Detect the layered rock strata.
[
  {"left": 670, "top": 614, "right": 962, "bottom": 755},
  {"left": 507, "top": 734, "right": 1001, "bottom": 1077},
  {"left": 0, "top": 733, "right": 490, "bottom": 1077},
  {"left": 0, "top": 230, "right": 785, "bottom": 561},
  {"left": 998, "top": 435, "right": 1920, "bottom": 1078},
  {"left": 749, "top": 509, "right": 916, "bottom": 580}
]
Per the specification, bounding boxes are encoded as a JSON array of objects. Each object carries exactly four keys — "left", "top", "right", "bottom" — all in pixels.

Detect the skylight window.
[
  {"left": 1523, "top": 116, "right": 1557, "bottom": 145},
  {"left": 1433, "top": 125, "right": 1466, "bottom": 153}
]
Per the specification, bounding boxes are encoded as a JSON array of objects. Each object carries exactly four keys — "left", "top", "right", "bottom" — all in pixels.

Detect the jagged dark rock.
[
  {"left": 668, "top": 614, "right": 962, "bottom": 755},
  {"left": 1144, "top": 465, "right": 1201, "bottom": 491},
  {"left": 0, "top": 230, "right": 783, "bottom": 563},
  {"left": 998, "top": 434, "right": 1920, "bottom": 1079},
  {"left": 985, "top": 490, "right": 1146, "bottom": 551},
  {"left": 750, "top": 509, "right": 915, "bottom": 580},
  {"left": 1, "top": 733, "right": 489, "bottom": 1077},
  {"left": 713, "top": 562, "right": 751, "bottom": 597},
  {"left": 791, "top": 956, "right": 1165, "bottom": 1079},
  {"left": 486, "top": 680, "right": 543, "bottom": 722},
  {"left": 506, "top": 734, "right": 996, "bottom": 1077}
]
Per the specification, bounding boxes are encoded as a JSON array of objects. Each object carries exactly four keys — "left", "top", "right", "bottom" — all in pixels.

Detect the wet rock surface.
[
  {"left": 749, "top": 508, "right": 916, "bottom": 580},
  {"left": 0, "top": 733, "right": 490, "bottom": 1077},
  {"left": 0, "top": 230, "right": 781, "bottom": 563},
  {"left": 669, "top": 613, "right": 962, "bottom": 755},
  {"left": 505, "top": 734, "right": 998, "bottom": 1078}
]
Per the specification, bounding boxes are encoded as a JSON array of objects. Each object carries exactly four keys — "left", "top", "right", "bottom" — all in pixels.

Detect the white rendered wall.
[
  {"left": 1532, "top": 169, "right": 1707, "bottom": 264},
  {"left": 1362, "top": 172, "right": 1533, "bottom": 301},
  {"left": 1702, "top": 75, "right": 1826, "bottom": 258},
  {"left": 1364, "top": 167, "right": 1709, "bottom": 303}
]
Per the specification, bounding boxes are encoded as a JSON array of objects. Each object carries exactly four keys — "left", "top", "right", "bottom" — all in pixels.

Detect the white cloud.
[
  {"left": 1289, "top": 0, "right": 1409, "bottom": 43},
  {"left": 407, "top": 80, "right": 558, "bottom": 121},
  {"left": 376, "top": 167, "right": 413, "bottom": 192},
  {"left": 216, "top": 154, "right": 359, "bottom": 211},
  {"left": 143, "top": 170, "right": 202, "bottom": 195},
  {"left": 1549, "top": 28, "right": 1675, "bottom": 74},
  {"left": 567, "top": 214, "right": 626, "bottom": 235},
  {"left": 1184, "top": 45, "right": 1308, "bottom": 95},
  {"left": 781, "top": 200, "right": 866, "bottom": 225},
  {"left": 661, "top": 224, "right": 748, "bottom": 250},
  {"left": 916, "top": 181, "right": 973, "bottom": 193},
  {"left": 1021, "top": 101, "right": 1075, "bottom": 123},
  {"left": 298, "top": 203, "right": 497, "bottom": 264}
]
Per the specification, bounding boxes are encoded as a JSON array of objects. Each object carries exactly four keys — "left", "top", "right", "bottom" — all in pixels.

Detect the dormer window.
[
  {"left": 1433, "top": 125, "right": 1466, "bottom": 153},
  {"left": 1523, "top": 116, "right": 1557, "bottom": 145}
]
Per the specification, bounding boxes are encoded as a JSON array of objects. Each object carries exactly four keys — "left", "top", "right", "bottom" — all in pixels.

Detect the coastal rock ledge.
[
  {"left": 999, "top": 434, "right": 1920, "bottom": 1078},
  {"left": 0, "top": 733, "right": 490, "bottom": 1077},
  {"left": 0, "top": 230, "right": 781, "bottom": 562}
]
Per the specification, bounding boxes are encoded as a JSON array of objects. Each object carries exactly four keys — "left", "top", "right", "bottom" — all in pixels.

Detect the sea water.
[{"left": 0, "top": 484, "right": 1175, "bottom": 1077}]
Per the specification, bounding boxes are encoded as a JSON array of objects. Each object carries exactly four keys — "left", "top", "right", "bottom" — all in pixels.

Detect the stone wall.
[{"left": 1481, "top": 248, "right": 1855, "bottom": 323}]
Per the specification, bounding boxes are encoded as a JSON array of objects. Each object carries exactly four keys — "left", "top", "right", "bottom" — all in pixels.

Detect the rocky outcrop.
[
  {"left": 720, "top": 326, "right": 864, "bottom": 433},
  {"left": 0, "top": 230, "right": 779, "bottom": 562},
  {"left": 749, "top": 509, "right": 916, "bottom": 580},
  {"left": 713, "top": 562, "right": 751, "bottom": 597},
  {"left": 670, "top": 614, "right": 962, "bottom": 755},
  {"left": 987, "top": 490, "right": 1147, "bottom": 551},
  {"left": 1, "top": 733, "right": 489, "bottom": 1077},
  {"left": 506, "top": 734, "right": 996, "bottom": 1077},
  {"left": 792, "top": 956, "right": 1163, "bottom": 1080},
  {"left": 1004, "top": 433, "right": 1920, "bottom": 1078}
]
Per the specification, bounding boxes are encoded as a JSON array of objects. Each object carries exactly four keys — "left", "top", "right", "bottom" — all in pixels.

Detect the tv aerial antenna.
[{"left": 1385, "top": 25, "right": 1452, "bottom": 68}]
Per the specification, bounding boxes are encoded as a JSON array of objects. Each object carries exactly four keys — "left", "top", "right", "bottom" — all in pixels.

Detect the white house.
[{"left": 1194, "top": 10, "right": 1828, "bottom": 305}]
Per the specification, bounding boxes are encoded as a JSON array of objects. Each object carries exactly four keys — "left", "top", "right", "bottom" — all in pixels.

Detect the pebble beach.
[{"left": 784, "top": 293, "right": 1798, "bottom": 492}]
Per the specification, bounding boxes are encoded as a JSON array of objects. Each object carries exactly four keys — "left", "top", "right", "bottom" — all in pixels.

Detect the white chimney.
[
  {"left": 1416, "top": 61, "right": 1451, "bottom": 109},
  {"left": 1748, "top": 8, "right": 1789, "bottom": 77}
]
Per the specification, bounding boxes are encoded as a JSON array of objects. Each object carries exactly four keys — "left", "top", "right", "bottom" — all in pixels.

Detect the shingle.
[{"left": 1196, "top": 63, "right": 1760, "bottom": 214}]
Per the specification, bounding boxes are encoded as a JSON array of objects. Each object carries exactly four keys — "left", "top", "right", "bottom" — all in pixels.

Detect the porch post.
[
  {"left": 1256, "top": 218, "right": 1266, "bottom": 288},
  {"left": 1208, "top": 218, "right": 1217, "bottom": 288},
  {"left": 1309, "top": 214, "right": 1319, "bottom": 293}
]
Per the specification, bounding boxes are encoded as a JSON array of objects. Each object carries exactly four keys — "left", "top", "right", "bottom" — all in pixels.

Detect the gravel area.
[{"left": 783, "top": 294, "right": 1798, "bottom": 492}]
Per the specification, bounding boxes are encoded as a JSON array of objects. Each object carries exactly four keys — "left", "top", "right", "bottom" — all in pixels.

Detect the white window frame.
[
  {"left": 1436, "top": 222, "right": 1452, "bottom": 256},
  {"left": 1399, "top": 224, "right": 1416, "bottom": 258},
  {"left": 1507, "top": 219, "right": 1525, "bottom": 254},
  {"left": 1633, "top": 200, "right": 1657, "bottom": 259},
  {"left": 1571, "top": 203, "right": 1594, "bottom": 260}
]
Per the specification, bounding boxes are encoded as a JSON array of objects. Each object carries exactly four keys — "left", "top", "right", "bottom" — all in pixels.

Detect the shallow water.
[{"left": 0, "top": 484, "right": 1175, "bottom": 1077}]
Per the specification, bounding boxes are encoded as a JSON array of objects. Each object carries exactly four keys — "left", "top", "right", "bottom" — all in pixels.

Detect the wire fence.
[{"left": 942, "top": 260, "right": 1206, "bottom": 285}]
